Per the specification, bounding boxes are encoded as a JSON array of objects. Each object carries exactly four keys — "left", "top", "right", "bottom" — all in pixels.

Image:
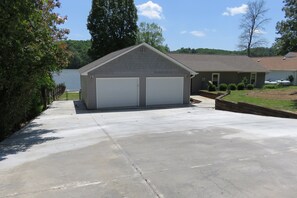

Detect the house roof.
[
  {"left": 252, "top": 55, "right": 297, "bottom": 71},
  {"left": 168, "top": 54, "right": 268, "bottom": 72},
  {"left": 79, "top": 43, "right": 197, "bottom": 76},
  {"left": 285, "top": 52, "right": 297, "bottom": 58}
]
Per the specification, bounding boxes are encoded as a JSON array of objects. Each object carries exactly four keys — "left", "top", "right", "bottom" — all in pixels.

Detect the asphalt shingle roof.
[
  {"left": 168, "top": 54, "right": 267, "bottom": 72},
  {"left": 252, "top": 55, "right": 297, "bottom": 71}
]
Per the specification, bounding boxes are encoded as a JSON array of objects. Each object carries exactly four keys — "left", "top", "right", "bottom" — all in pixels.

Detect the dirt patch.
[{"left": 248, "top": 89, "right": 297, "bottom": 100}]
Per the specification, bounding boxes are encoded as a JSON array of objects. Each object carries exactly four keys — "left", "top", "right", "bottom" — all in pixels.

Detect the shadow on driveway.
[
  {"left": 0, "top": 122, "right": 60, "bottom": 161},
  {"left": 73, "top": 100, "right": 197, "bottom": 114}
]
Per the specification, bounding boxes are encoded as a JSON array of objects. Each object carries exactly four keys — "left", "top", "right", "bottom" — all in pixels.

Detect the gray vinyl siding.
[
  {"left": 89, "top": 46, "right": 189, "bottom": 76},
  {"left": 191, "top": 72, "right": 266, "bottom": 94},
  {"left": 84, "top": 45, "right": 192, "bottom": 109},
  {"left": 80, "top": 75, "right": 88, "bottom": 106}
]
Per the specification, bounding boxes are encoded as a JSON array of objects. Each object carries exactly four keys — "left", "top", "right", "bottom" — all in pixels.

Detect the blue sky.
[{"left": 57, "top": 0, "right": 284, "bottom": 51}]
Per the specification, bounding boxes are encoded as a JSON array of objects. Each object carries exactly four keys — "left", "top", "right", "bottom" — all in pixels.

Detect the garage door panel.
[
  {"left": 146, "top": 77, "right": 184, "bottom": 106},
  {"left": 96, "top": 78, "right": 139, "bottom": 108}
]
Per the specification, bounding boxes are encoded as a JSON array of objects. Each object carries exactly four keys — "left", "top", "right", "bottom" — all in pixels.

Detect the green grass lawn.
[
  {"left": 223, "top": 86, "right": 297, "bottom": 112},
  {"left": 58, "top": 92, "right": 80, "bottom": 101}
]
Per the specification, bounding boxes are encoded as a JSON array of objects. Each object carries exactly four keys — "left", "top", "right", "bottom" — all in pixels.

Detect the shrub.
[
  {"left": 208, "top": 84, "right": 217, "bottom": 92},
  {"left": 246, "top": 84, "right": 254, "bottom": 90},
  {"left": 237, "top": 83, "right": 245, "bottom": 90},
  {"left": 242, "top": 77, "right": 248, "bottom": 87},
  {"left": 228, "top": 83, "right": 237, "bottom": 90},
  {"left": 288, "top": 75, "right": 294, "bottom": 83},
  {"left": 263, "top": 84, "right": 278, "bottom": 89},
  {"left": 219, "top": 83, "right": 228, "bottom": 91}
]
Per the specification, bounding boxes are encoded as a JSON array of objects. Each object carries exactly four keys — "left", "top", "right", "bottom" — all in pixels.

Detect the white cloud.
[
  {"left": 136, "top": 1, "right": 163, "bottom": 20},
  {"left": 222, "top": 4, "right": 248, "bottom": 16},
  {"left": 254, "top": 29, "right": 266, "bottom": 34},
  {"left": 180, "top": 30, "right": 187, "bottom": 34},
  {"left": 190, "top": 31, "right": 206, "bottom": 37}
]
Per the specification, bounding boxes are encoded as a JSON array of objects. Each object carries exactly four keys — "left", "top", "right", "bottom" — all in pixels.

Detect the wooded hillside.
[{"left": 66, "top": 40, "right": 92, "bottom": 69}]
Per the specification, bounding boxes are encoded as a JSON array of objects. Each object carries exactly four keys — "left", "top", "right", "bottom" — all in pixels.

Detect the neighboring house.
[
  {"left": 169, "top": 54, "right": 267, "bottom": 94},
  {"left": 253, "top": 52, "right": 297, "bottom": 85},
  {"left": 78, "top": 43, "right": 196, "bottom": 109}
]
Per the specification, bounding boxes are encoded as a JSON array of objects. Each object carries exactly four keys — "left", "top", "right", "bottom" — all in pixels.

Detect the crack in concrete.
[{"left": 91, "top": 115, "right": 163, "bottom": 198}]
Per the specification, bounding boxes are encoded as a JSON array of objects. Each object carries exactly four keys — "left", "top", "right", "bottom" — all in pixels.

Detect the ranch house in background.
[
  {"left": 253, "top": 52, "right": 297, "bottom": 85},
  {"left": 169, "top": 54, "right": 267, "bottom": 94}
]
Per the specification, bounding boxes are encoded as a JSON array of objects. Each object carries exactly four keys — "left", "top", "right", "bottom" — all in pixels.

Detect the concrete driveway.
[{"left": 1, "top": 101, "right": 297, "bottom": 197}]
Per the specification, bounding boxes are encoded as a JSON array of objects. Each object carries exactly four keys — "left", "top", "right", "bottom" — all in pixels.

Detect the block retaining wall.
[
  {"left": 198, "top": 91, "right": 224, "bottom": 99},
  {"left": 215, "top": 93, "right": 297, "bottom": 119}
]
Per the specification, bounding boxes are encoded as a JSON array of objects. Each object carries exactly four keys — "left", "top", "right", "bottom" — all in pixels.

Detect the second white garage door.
[
  {"left": 96, "top": 78, "right": 139, "bottom": 108},
  {"left": 146, "top": 77, "right": 184, "bottom": 106}
]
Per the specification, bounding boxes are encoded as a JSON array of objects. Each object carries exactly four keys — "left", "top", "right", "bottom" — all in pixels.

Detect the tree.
[
  {"left": 137, "top": 22, "right": 169, "bottom": 52},
  {"left": 0, "top": 0, "right": 69, "bottom": 139},
  {"left": 65, "top": 40, "right": 92, "bottom": 69},
  {"left": 238, "top": 0, "right": 270, "bottom": 57},
  {"left": 87, "top": 0, "right": 138, "bottom": 60},
  {"left": 172, "top": 47, "right": 277, "bottom": 57},
  {"left": 275, "top": 0, "right": 297, "bottom": 55}
]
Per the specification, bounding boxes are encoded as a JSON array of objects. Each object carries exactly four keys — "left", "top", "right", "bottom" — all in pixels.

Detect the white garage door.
[
  {"left": 146, "top": 77, "right": 184, "bottom": 106},
  {"left": 96, "top": 78, "right": 139, "bottom": 108}
]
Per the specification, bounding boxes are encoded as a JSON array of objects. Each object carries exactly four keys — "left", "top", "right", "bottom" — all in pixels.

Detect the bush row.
[{"left": 208, "top": 83, "right": 254, "bottom": 91}]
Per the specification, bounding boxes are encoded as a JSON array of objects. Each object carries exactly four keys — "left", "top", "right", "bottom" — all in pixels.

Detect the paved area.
[
  {"left": 191, "top": 95, "right": 215, "bottom": 108},
  {"left": 1, "top": 101, "right": 297, "bottom": 197}
]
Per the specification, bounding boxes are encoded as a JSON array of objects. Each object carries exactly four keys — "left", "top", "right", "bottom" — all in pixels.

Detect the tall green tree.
[
  {"left": 275, "top": 0, "right": 297, "bottom": 55},
  {"left": 87, "top": 0, "right": 138, "bottom": 60},
  {"left": 65, "top": 40, "right": 92, "bottom": 69},
  {"left": 0, "top": 0, "right": 69, "bottom": 139},
  {"left": 137, "top": 22, "right": 169, "bottom": 52},
  {"left": 238, "top": 0, "right": 270, "bottom": 57}
]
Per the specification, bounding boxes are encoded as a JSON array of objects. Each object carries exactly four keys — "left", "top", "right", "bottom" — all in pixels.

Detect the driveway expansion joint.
[{"left": 90, "top": 115, "right": 163, "bottom": 198}]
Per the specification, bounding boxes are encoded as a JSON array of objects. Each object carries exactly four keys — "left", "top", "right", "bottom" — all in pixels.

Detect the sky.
[{"left": 57, "top": 0, "right": 285, "bottom": 51}]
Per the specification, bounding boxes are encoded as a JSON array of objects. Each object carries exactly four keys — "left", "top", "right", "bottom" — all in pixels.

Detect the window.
[
  {"left": 250, "top": 73, "right": 257, "bottom": 85},
  {"left": 212, "top": 73, "right": 220, "bottom": 87}
]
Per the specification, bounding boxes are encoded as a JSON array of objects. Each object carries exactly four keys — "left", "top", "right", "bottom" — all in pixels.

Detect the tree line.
[{"left": 66, "top": 42, "right": 279, "bottom": 69}]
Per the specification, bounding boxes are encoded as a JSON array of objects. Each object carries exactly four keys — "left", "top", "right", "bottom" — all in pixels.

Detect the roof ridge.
[{"left": 168, "top": 53, "right": 248, "bottom": 57}]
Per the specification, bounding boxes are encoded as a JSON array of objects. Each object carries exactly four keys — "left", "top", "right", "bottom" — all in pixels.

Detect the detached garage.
[{"left": 79, "top": 43, "right": 196, "bottom": 110}]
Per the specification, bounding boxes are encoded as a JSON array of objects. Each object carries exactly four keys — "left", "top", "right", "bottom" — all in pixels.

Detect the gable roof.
[
  {"left": 79, "top": 43, "right": 197, "bottom": 76},
  {"left": 168, "top": 54, "right": 268, "bottom": 72},
  {"left": 252, "top": 55, "right": 297, "bottom": 71},
  {"left": 285, "top": 52, "right": 297, "bottom": 58}
]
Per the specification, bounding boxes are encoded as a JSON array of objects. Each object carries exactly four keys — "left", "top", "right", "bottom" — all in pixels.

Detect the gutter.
[{"left": 191, "top": 73, "right": 198, "bottom": 78}]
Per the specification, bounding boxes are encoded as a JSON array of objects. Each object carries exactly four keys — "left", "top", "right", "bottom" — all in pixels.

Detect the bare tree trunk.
[{"left": 238, "top": 0, "right": 270, "bottom": 56}]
